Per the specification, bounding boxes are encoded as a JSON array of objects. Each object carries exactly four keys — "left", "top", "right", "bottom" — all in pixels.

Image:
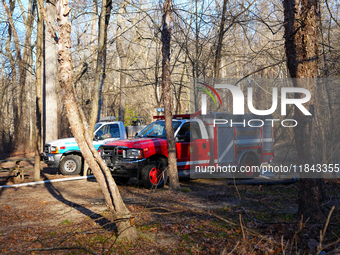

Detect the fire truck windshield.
[{"left": 137, "top": 120, "right": 182, "bottom": 138}]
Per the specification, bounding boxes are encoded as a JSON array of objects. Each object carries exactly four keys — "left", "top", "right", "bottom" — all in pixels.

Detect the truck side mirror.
[
  {"left": 94, "top": 134, "right": 99, "bottom": 141},
  {"left": 135, "top": 132, "right": 139, "bottom": 137}
]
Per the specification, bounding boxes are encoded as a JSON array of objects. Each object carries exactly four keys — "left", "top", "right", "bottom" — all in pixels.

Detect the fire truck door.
[{"left": 176, "top": 122, "right": 210, "bottom": 170}]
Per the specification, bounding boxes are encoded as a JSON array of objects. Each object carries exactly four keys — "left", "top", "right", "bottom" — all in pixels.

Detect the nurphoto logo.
[
  {"left": 197, "top": 81, "right": 312, "bottom": 127},
  {"left": 199, "top": 82, "right": 311, "bottom": 116}
]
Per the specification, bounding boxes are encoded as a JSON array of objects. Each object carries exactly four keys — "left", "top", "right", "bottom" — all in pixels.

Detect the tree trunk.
[
  {"left": 154, "top": 40, "right": 161, "bottom": 108},
  {"left": 4, "top": 1, "right": 18, "bottom": 143},
  {"left": 213, "top": 0, "right": 227, "bottom": 78},
  {"left": 56, "top": 0, "right": 137, "bottom": 239},
  {"left": 89, "top": 0, "right": 112, "bottom": 134},
  {"left": 284, "top": 0, "right": 326, "bottom": 221},
  {"left": 96, "top": 0, "right": 111, "bottom": 122},
  {"left": 175, "top": 59, "right": 187, "bottom": 114},
  {"left": 18, "top": 0, "right": 36, "bottom": 149},
  {"left": 90, "top": 0, "right": 98, "bottom": 64},
  {"left": 116, "top": 0, "right": 128, "bottom": 123},
  {"left": 162, "top": 0, "right": 180, "bottom": 190},
  {"left": 3, "top": 0, "right": 35, "bottom": 149},
  {"left": 44, "top": 0, "right": 58, "bottom": 144},
  {"left": 90, "top": 0, "right": 98, "bottom": 119},
  {"left": 34, "top": 0, "right": 43, "bottom": 182}
]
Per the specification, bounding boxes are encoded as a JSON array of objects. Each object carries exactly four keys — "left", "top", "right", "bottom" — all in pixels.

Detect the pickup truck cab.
[
  {"left": 99, "top": 113, "right": 274, "bottom": 189},
  {"left": 42, "top": 120, "right": 127, "bottom": 175}
]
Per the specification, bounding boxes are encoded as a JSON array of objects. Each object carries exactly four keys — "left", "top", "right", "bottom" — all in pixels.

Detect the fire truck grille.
[
  {"left": 101, "top": 147, "right": 123, "bottom": 158},
  {"left": 100, "top": 146, "right": 124, "bottom": 166}
]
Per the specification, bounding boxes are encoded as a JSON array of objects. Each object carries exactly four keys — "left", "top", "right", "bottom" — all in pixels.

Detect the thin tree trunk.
[
  {"left": 89, "top": 0, "right": 112, "bottom": 134},
  {"left": 34, "top": 0, "right": 43, "bottom": 182},
  {"left": 90, "top": 0, "right": 98, "bottom": 62},
  {"left": 90, "top": 0, "right": 98, "bottom": 119},
  {"left": 97, "top": 0, "right": 112, "bottom": 121},
  {"left": 213, "top": 0, "right": 227, "bottom": 78},
  {"left": 154, "top": 40, "right": 161, "bottom": 107},
  {"left": 28, "top": 48, "right": 34, "bottom": 147},
  {"left": 116, "top": 0, "right": 128, "bottom": 123},
  {"left": 284, "top": 0, "right": 326, "bottom": 221},
  {"left": 4, "top": 2, "right": 18, "bottom": 140},
  {"left": 162, "top": 0, "right": 180, "bottom": 190},
  {"left": 56, "top": 0, "right": 137, "bottom": 239},
  {"left": 18, "top": 0, "right": 36, "bottom": 148},
  {"left": 175, "top": 59, "right": 187, "bottom": 114}
]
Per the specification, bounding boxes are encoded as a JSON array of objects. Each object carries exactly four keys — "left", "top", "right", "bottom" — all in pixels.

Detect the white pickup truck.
[{"left": 42, "top": 119, "right": 127, "bottom": 175}]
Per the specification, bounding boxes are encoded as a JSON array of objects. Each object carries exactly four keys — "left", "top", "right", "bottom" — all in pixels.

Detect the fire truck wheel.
[
  {"left": 142, "top": 162, "right": 166, "bottom": 189},
  {"left": 113, "top": 177, "right": 130, "bottom": 185},
  {"left": 238, "top": 154, "right": 260, "bottom": 179},
  {"left": 59, "top": 155, "right": 82, "bottom": 175}
]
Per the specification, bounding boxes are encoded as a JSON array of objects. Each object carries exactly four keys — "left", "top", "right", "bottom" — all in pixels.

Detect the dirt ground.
[{"left": 0, "top": 157, "right": 340, "bottom": 254}]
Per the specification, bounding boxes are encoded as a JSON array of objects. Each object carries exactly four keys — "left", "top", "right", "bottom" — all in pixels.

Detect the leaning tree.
[{"left": 53, "top": 0, "right": 138, "bottom": 239}]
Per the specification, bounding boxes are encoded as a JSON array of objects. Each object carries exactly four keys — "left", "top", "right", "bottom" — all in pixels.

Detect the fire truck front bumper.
[{"left": 102, "top": 157, "right": 147, "bottom": 178}]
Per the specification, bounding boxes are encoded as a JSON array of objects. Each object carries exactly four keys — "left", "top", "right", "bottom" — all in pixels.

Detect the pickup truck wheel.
[
  {"left": 114, "top": 177, "right": 130, "bottom": 185},
  {"left": 59, "top": 155, "right": 81, "bottom": 175},
  {"left": 237, "top": 154, "right": 260, "bottom": 179},
  {"left": 142, "top": 162, "right": 166, "bottom": 189}
]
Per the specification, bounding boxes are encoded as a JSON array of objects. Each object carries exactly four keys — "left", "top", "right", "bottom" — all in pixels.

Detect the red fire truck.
[{"left": 99, "top": 112, "right": 274, "bottom": 189}]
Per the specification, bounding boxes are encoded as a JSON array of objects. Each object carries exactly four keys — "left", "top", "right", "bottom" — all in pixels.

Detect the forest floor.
[{"left": 0, "top": 146, "right": 339, "bottom": 254}]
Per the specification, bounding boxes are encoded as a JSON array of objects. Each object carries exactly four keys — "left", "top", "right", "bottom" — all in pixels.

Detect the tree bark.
[
  {"left": 213, "top": 0, "right": 227, "bottom": 78},
  {"left": 4, "top": 0, "right": 18, "bottom": 142},
  {"left": 116, "top": 0, "right": 128, "bottom": 123},
  {"left": 90, "top": 0, "right": 98, "bottom": 63},
  {"left": 56, "top": 0, "right": 137, "bottom": 239},
  {"left": 18, "top": 0, "right": 36, "bottom": 148},
  {"left": 162, "top": 0, "right": 180, "bottom": 190},
  {"left": 154, "top": 40, "right": 162, "bottom": 108},
  {"left": 175, "top": 59, "right": 187, "bottom": 114},
  {"left": 44, "top": 0, "right": 58, "bottom": 144},
  {"left": 284, "top": 0, "right": 326, "bottom": 221},
  {"left": 89, "top": 0, "right": 112, "bottom": 134},
  {"left": 34, "top": 0, "right": 43, "bottom": 182}
]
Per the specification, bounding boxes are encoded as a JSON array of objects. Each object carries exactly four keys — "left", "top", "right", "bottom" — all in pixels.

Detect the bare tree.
[
  {"left": 162, "top": 0, "right": 180, "bottom": 190},
  {"left": 34, "top": 0, "right": 43, "bottom": 182},
  {"left": 116, "top": 0, "right": 129, "bottom": 123},
  {"left": 55, "top": 0, "right": 137, "bottom": 239},
  {"left": 213, "top": 0, "right": 255, "bottom": 78},
  {"left": 89, "top": 0, "right": 112, "bottom": 134},
  {"left": 284, "top": 0, "right": 326, "bottom": 221},
  {"left": 2, "top": 0, "right": 36, "bottom": 149},
  {"left": 44, "top": 0, "right": 58, "bottom": 144}
]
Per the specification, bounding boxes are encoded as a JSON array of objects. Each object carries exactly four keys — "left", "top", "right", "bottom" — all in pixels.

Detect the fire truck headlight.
[{"left": 126, "top": 149, "right": 143, "bottom": 159}]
